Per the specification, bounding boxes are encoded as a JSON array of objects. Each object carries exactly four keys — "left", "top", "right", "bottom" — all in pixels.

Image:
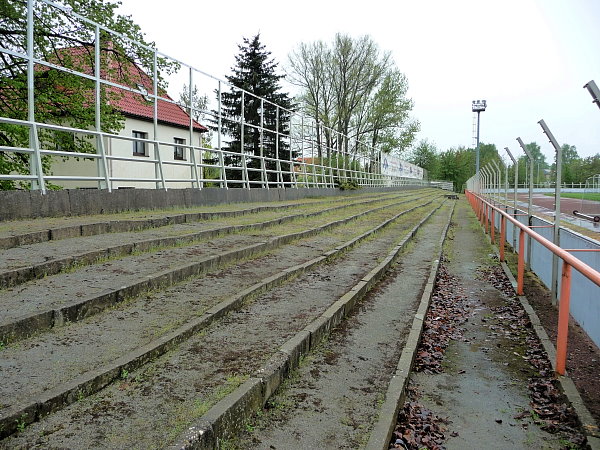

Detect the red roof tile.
[{"left": 43, "top": 45, "right": 208, "bottom": 132}]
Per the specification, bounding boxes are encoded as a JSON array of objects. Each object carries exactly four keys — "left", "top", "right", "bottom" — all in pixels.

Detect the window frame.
[
  {"left": 174, "top": 137, "right": 186, "bottom": 161},
  {"left": 132, "top": 130, "right": 148, "bottom": 157}
]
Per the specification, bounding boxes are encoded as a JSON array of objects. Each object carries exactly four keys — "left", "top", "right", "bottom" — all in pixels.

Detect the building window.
[
  {"left": 174, "top": 137, "right": 185, "bottom": 160},
  {"left": 132, "top": 131, "right": 147, "bottom": 156}
]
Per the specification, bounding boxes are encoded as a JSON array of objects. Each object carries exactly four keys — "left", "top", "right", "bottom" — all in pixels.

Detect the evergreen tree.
[{"left": 214, "top": 34, "right": 294, "bottom": 185}]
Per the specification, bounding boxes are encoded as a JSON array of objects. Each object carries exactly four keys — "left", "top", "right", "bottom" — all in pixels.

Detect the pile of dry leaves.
[
  {"left": 413, "top": 261, "right": 471, "bottom": 374},
  {"left": 390, "top": 386, "right": 449, "bottom": 450}
]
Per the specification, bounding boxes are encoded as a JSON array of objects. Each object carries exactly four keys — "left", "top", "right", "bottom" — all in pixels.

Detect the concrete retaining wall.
[{"left": 0, "top": 186, "right": 424, "bottom": 221}]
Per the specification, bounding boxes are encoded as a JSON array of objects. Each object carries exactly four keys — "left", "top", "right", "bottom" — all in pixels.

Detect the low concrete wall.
[{"left": 0, "top": 186, "right": 424, "bottom": 221}]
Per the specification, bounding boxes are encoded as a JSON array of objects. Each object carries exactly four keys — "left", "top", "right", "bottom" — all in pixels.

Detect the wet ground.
[{"left": 394, "top": 200, "right": 590, "bottom": 449}]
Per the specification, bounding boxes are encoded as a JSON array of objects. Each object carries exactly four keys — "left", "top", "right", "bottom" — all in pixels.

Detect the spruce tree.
[{"left": 215, "top": 34, "right": 294, "bottom": 185}]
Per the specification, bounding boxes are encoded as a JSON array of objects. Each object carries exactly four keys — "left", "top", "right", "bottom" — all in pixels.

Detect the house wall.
[{"left": 50, "top": 117, "right": 204, "bottom": 189}]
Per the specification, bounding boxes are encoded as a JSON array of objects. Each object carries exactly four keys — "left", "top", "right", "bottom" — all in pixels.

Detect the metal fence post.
[
  {"left": 275, "top": 106, "right": 283, "bottom": 188},
  {"left": 517, "top": 228, "right": 525, "bottom": 295},
  {"left": 152, "top": 50, "right": 166, "bottom": 190},
  {"left": 556, "top": 262, "right": 571, "bottom": 375},
  {"left": 505, "top": 147, "right": 518, "bottom": 250},
  {"left": 27, "top": 0, "right": 46, "bottom": 193},
  {"left": 240, "top": 91, "right": 249, "bottom": 189},
  {"left": 500, "top": 215, "right": 506, "bottom": 261},
  {"left": 217, "top": 81, "right": 227, "bottom": 189},
  {"left": 94, "top": 26, "right": 111, "bottom": 191},
  {"left": 539, "top": 119, "right": 562, "bottom": 304},
  {"left": 518, "top": 137, "right": 534, "bottom": 268},
  {"left": 188, "top": 67, "right": 201, "bottom": 189}
]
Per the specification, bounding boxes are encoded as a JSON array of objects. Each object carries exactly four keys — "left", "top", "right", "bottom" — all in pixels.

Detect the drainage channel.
[
  {"left": 0, "top": 193, "right": 437, "bottom": 345},
  {"left": 0, "top": 192, "right": 412, "bottom": 287},
  {"left": 0, "top": 197, "right": 443, "bottom": 441},
  {"left": 201, "top": 202, "right": 454, "bottom": 449}
]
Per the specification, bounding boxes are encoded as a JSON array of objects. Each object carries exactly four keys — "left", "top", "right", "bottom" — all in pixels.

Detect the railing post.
[
  {"left": 500, "top": 215, "right": 506, "bottom": 261},
  {"left": 517, "top": 228, "right": 525, "bottom": 295},
  {"left": 217, "top": 81, "right": 227, "bottom": 189},
  {"left": 152, "top": 49, "right": 166, "bottom": 190},
  {"left": 27, "top": 0, "right": 46, "bottom": 193},
  {"left": 480, "top": 200, "right": 484, "bottom": 225},
  {"left": 556, "top": 262, "right": 572, "bottom": 375},
  {"left": 485, "top": 204, "right": 489, "bottom": 235},
  {"left": 240, "top": 91, "right": 250, "bottom": 189},
  {"left": 491, "top": 209, "right": 495, "bottom": 244},
  {"left": 95, "top": 25, "right": 111, "bottom": 191},
  {"left": 188, "top": 67, "right": 201, "bottom": 190}
]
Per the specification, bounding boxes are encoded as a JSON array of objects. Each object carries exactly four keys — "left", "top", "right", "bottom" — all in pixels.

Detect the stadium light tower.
[
  {"left": 472, "top": 100, "right": 487, "bottom": 175},
  {"left": 584, "top": 80, "right": 600, "bottom": 110}
]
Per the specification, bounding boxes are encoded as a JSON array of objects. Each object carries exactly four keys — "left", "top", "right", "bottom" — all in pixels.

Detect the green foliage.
[
  {"left": 0, "top": 0, "right": 177, "bottom": 189},
  {"left": 406, "top": 141, "right": 504, "bottom": 192},
  {"left": 213, "top": 34, "right": 294, "bottom": 185},
  {"left": 289, "top": 34, "right": 418, "bottom": 160},
  {"left": 553, "top": 192, "right": 600, "bottom": 202},
  {"left": 202, "top": 150, "right": 221, "bottom": 187},
  {"left": 407, "top": 139, "right": 439, "bottom": 177},
  {"left": 337, "top": 179, "right": 360, "bottom": 190}
]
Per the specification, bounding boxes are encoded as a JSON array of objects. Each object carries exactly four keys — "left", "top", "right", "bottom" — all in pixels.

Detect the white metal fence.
[{"left": 0, "top": 0, "right": 447, "bottom": 193}]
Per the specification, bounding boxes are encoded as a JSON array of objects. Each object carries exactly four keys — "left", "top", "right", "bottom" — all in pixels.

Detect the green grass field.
[{"left": 544, "top": 192, "right": 600, "bottom": 202}]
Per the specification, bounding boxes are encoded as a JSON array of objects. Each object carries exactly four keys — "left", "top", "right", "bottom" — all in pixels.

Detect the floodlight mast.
[
  {"left": 472, "top": 100, "right": 487, "bottom": 175},
  {"left": 584, "top": 80, "right": 600, "bottom": 110}
]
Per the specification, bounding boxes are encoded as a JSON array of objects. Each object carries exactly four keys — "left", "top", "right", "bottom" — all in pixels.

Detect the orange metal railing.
[{"left": 465, "top": 190, "right": 600, "bottom": 376}]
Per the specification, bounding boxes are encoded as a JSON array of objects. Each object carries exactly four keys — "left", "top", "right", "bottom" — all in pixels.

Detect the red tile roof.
[
  {"left": 44, "top": 45, "right": 208, "bottom": 133},
  {"left": 110, "top": 62, "right": 207, "bottom": 133}
]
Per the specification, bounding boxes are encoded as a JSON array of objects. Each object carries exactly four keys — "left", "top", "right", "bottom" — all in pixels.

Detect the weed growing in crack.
[{"left": 16, "top": 414, "right": 28, "bottom": 433}]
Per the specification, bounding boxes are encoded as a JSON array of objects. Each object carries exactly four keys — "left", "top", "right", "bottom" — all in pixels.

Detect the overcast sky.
[{"left": 117, "top": 0, "right": 600, "bottom": 162}]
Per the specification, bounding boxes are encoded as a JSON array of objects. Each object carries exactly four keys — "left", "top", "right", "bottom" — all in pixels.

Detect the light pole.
[{"left": 472, "top": 100, "right": 487, "bottom": 175}]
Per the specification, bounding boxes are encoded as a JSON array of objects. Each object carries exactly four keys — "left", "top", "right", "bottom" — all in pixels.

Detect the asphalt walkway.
[{"left": 407, "top": 200, "right": 591, "bottom": 449}]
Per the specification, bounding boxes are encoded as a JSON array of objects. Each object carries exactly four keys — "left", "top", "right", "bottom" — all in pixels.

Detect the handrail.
[
  {"left": 471, "top": 192, "right": 600, "bottom": 285},
  {"left": 466, "top": 190, "right": 600, "bottom": 376}
]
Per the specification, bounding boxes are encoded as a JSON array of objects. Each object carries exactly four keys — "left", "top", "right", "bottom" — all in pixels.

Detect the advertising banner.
[{"left": 381, "top": 155, "right": 424, "bottom": 179}]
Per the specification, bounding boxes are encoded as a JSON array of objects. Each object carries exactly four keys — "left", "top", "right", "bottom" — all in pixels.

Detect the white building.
[{"left": 49, "top": 46, "right": 208, "bottom": 189}]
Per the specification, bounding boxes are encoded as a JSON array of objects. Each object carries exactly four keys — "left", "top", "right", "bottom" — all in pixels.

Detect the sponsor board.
[{"left": 381, "top": 155, "right": 424, "bottom": 179}]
